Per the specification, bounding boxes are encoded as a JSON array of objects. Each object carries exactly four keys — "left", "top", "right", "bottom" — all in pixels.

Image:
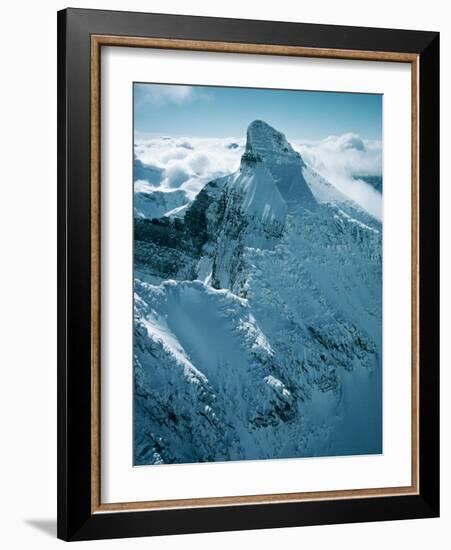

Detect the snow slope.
[
  {"left": 134, "top": 188, "right": 189, "bottom": 220},
  {"left": 133, "top": 120, "right": 382, "bottom": 465}
]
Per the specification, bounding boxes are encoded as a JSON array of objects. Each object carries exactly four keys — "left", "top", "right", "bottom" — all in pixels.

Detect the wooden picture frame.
[{"left": 57, "top": 7, "right": 439, "bottom": 541}]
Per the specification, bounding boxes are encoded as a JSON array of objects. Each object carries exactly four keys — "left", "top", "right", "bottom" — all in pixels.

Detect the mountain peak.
[
  {"left": 246, "top": 120, "right": 300, "bottom": 160},
  {"left": 242, "top": 120, "right": 317, "bottom": 210}
]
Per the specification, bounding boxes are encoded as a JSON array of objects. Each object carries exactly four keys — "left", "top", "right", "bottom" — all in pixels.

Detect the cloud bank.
[
  {"left": 134, "top": 132, "right": 382, "bottom": 218},
  {"left": 134, "top": 137, "right": 244, "bottom": 198},
  {"left": 293, "top": 133, "right": 382, "bottom": 178},
  {"left": 293, "top": 134, "right": 382, "bottom": 219}
]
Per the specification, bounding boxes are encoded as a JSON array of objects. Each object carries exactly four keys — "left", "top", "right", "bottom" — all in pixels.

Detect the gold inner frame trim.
[{"left": 90, "top": 34, "right": 420, "bottom": 514}]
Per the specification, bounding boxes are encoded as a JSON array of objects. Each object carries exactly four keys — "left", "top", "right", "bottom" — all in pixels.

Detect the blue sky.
[{"left": 134, "top": 83, "right": 382, "bottom": 142}]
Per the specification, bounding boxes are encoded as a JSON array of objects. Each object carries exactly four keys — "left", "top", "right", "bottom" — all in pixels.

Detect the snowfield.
[{"left": 133, "top": 120, "right": 382, "bottom": 465}]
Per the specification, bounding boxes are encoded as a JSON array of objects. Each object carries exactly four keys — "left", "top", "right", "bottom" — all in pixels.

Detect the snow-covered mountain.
[
  {"left": 134, "top": 187, "right": 189, "bottom": 220},
  {"left": 133, "top": 120, "right": 382, "bottom": 465}
]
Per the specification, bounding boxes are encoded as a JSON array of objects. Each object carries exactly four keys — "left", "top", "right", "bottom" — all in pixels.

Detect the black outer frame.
[{"left": 57, "top": 8, "right": 439, "bottom": 542}]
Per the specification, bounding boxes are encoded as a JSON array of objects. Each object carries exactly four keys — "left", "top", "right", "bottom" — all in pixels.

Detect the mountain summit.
[
  {"left": 246, "top": 120, "right": 303, "bottom": 160},
  {"left": 244, "top": 120, "right": 317, "bottom": 209}
]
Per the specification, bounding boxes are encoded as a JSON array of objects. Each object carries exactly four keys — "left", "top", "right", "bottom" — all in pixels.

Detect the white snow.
[
  {"left": 134, "top": 188, "right": 189, "bottom": 219},
  {"left": 231, "top": 161, "right": 287, "bottom": 226},
  {"left": 302, "top": 165, "right": 348, "bottom": 203}
]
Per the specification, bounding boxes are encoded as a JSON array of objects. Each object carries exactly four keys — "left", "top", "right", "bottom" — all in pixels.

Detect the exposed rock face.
[
  {"left": 133, "top": 121, "right": 382, "bottom": 465},
  {"left": 245, "top": 120, "right": 317, "bottom": 210}
]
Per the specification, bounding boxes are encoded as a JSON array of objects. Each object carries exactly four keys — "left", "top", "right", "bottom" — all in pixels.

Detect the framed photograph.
[{"left": 57, "top": 8, "right": 439, "bottom": 541}]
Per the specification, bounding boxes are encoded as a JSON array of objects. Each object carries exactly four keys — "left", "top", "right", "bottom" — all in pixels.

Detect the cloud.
[
  {"left": 134, "top": 137, "right": 243, "bottom": 198},
  {"left": 292, "top": 133, "right": 382, "bottom": 219},
  {"left": 331, "top": 133, "right": 366, "bottom": 152},
  {"left": 293, "top": 133, "right": 382, "bottom": 177},
  {"left": 162, "top": 160, "right": 192, "bottom": 188},
  {"left": 135, "top": 84, "right": 210, "bottom": 107}
]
